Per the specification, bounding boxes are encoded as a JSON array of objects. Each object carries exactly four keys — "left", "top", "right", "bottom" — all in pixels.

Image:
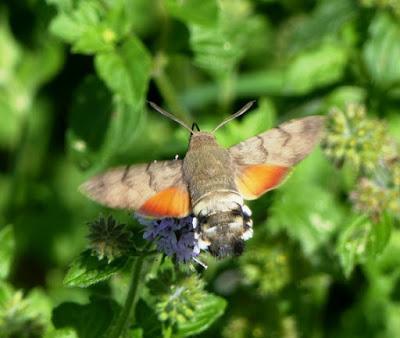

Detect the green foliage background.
[{"left": 1, "top": 0, "right": 400, "bottom": 337}]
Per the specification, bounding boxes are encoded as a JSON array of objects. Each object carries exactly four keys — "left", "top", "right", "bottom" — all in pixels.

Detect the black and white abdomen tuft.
[{"left": 193, "top": 191, "right": 254, "bottom": 258}]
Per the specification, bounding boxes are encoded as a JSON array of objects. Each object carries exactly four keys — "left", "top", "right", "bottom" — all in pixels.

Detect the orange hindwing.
[
  {"left": 138, "top": 187, "right": 190, "bottom": 218},
  {"left": 236, "top": 164, "right": 289, "bottom": 200}
]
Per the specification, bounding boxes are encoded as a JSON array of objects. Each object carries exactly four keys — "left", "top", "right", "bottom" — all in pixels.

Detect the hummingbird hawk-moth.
[{"left": 80, "top": 101, "right": 325, "bottom": 258}]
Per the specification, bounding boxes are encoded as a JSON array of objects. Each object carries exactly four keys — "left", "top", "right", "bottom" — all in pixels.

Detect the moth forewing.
[
  {"left": 79, "top": 160, "right": 191, "bottom": 217},
  {"left": 229, "top": 115, "right": 325, "bottom": 167},
  {"left": 229, "top": 115, "right": 325, "bottom": 201}
]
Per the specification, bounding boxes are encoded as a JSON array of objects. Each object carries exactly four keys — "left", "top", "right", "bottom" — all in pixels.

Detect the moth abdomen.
[
  {"left": 209, "top": 238, "right": 245, "bottom": 258},
  {"left": 193, "top": 191, "right": 254, "bottom": 258}
]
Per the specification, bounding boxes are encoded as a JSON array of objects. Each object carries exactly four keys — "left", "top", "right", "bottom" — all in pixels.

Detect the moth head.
[
  {"left": 188, "top": 132, "right": 218, "bottom": 150},
  {"left": 197, "top": 204, "right": 253, "bottom": 258}
]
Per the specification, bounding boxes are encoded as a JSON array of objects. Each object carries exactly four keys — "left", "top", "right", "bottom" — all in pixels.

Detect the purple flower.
[
  {"left": 135, "top": 215, "right": 201, "bottom": 263},
  {"left": 142, "top": 218, "right": 177, "bottom": 240}
]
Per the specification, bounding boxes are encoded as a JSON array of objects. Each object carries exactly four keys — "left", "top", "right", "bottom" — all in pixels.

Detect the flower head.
[
  {"left": 148, "top": 271, "right": 207, "bottom": 326},
  {"left": 322, "top": 103, "right": 395, "bottom": 172},
  {"left": 350, "top": 159, "right": 400, "bottom": 220},
  {"left": 240, "top": 244, "right": 290, "bottom": 296},
  {"left": 136, "top": 215, "right": 201, "bottom": 263},
  {"left": 87, "top": 215, "right": 134, "bottom": 262},
  {"left": 0, "top": 289, "right": 44, "bottom": 338}
]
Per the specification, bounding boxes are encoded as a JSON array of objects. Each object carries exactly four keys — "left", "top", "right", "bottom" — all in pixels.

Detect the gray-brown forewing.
[
  {"left": 229, "top": 116, "right": 325, "bottom": 199},
  {"left": 80, "top": 160, "right": 191, "bottom": 217}
]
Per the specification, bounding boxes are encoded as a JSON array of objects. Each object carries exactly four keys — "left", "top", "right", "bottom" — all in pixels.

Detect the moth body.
[
  {"left": 183, "top": 132, "right": 236, "bottom": 203},
  {"left": 183, "top": 132, "right": 253, "bottom": 257}
]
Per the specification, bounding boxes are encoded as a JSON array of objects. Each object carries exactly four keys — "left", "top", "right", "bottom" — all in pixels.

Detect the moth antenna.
[
  {"left": 147, "top": 101, "right": 193, "bottom": 134},
  {"left": 212, "top": 100, "right": 256, "bottom": 133}
]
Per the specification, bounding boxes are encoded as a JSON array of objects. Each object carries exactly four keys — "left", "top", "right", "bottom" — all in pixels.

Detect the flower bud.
[{"left": 87, "top": 215, "right": 134, "bottom": 262}]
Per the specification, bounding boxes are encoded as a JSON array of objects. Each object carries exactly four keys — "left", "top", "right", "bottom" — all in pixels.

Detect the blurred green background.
[{"left": 1, "top": 0, "right": 400, "bottom": 337}]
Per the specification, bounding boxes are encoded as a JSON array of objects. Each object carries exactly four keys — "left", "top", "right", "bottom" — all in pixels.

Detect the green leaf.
[
  {"left": 0, "top": 14, "right": 24, "bottom": 148},
  {"left": 181, "top": 41, "right": 349, "bottom": 107},
  {"left": 146, "top": 269, "right": 174, "bottom": 296},
  {"left": 64, "top": 250, "right": 129, "bottom": 288},
  {"left": 25, "top": 288, "right": 54, "bottom": 325},
  {"left": 46, "top": 0, "right": 74, "bottom": 11},
  {"left": 49, "top": 1, "right": 115, "bottom": 54},
  {"left": 17, "top": 37, "right": 64, "bottom": 94},
  {"left": 128, "top": 328, "right": 143, "bottom": 338},
  {"left": 95, "top": 37, "right": 151, "bottom": 107},
  {"left": 92, "top": 37, "right": 152, "bottom": 160},
  {"left": 44, "top": 328, "right": 79, "bottom": 338},
  {"left": 387, "top": 111, "right": 400, "bottom": 143},
  {"left": 337, "top": 214, "right": 393, "bottom": 278},
  {"left": 52, "top": 297, "right": 118, "bottom": 338},
  {"left": 0, "top": 280, "right": 14, "bottom": 303},
  {"left": 176, "top": 293, "right": 227, "bottom": 336},
  {"left": 280, "top": 0, "right": 357, "bottom": 56},
  {"left": 165, "top": 0, "right": 218, "bottom": 26},
  {"left": 325, "top": 86, "right": 367, "bottom": 109},
  {"left": 0, "top": 12, "right": 21, "bottom": 85},
  {"left": 363, "top": 12, "right": 400, "bottom": 89},
  {"left": 267, "top": 151, "right": 345, "bottom": 256},
  {"left": 0, "top": 225, "right": 15, "bottom": 279},
  {"left": 67, "top": 75, "right": 113, "bottom": 169},
  {"left": 367, "top": 229, "right": 400, "bottom": 278},
  {"left": 269, "top": 184, "right": 342, "bottom": 256},
  {"left": 282, "top": 42, "right": 348, "bottom": 95},
  {"left": 96, "top": 100, "right": 144, "bottom": 163},
  {"left": 191, "top": 22, "right": 246, "bottom": 76},
  {"left": 106, "top": 0, "right": 158, "bottom": 38},
  {"left": 134, "top": 300, "right": 162, "bottom": 338},
  {"left": 0, "top": 13, "right": 63, "bottom": 153},
  {"left": 166, "top": 0, "right": 259, "bottom": 77}
]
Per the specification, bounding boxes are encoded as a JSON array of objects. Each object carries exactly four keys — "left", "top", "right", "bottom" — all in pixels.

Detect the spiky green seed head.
[{"left": 87, "top": 215, "right": 134, "bottom": 262}]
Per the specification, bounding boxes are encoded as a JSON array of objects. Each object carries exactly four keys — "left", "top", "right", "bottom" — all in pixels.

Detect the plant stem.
[
  {"left": 162, "top": 323, "right": 172, "bottom": 338},
  {"left": 107, "top": 255, "right": 146, "bottom": 338}
]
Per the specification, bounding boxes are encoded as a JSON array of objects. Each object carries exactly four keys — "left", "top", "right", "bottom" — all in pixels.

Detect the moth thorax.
[{"left": 193, "top": 192, "right": 253, "bottom": 258}]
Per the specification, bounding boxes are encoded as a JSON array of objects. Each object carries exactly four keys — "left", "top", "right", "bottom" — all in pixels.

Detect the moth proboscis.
[{"left": 80, "top": 101, "right": 325, "bottom": 258}]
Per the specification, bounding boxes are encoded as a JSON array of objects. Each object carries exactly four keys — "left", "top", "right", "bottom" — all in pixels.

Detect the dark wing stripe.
[{"left": 229, "top": 116, "right": 325, "bottom": 168}]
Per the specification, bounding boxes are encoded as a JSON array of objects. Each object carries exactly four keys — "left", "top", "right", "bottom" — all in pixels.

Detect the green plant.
[{"left": 1, "top": 0, "right": 400, "bottom": 337}]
